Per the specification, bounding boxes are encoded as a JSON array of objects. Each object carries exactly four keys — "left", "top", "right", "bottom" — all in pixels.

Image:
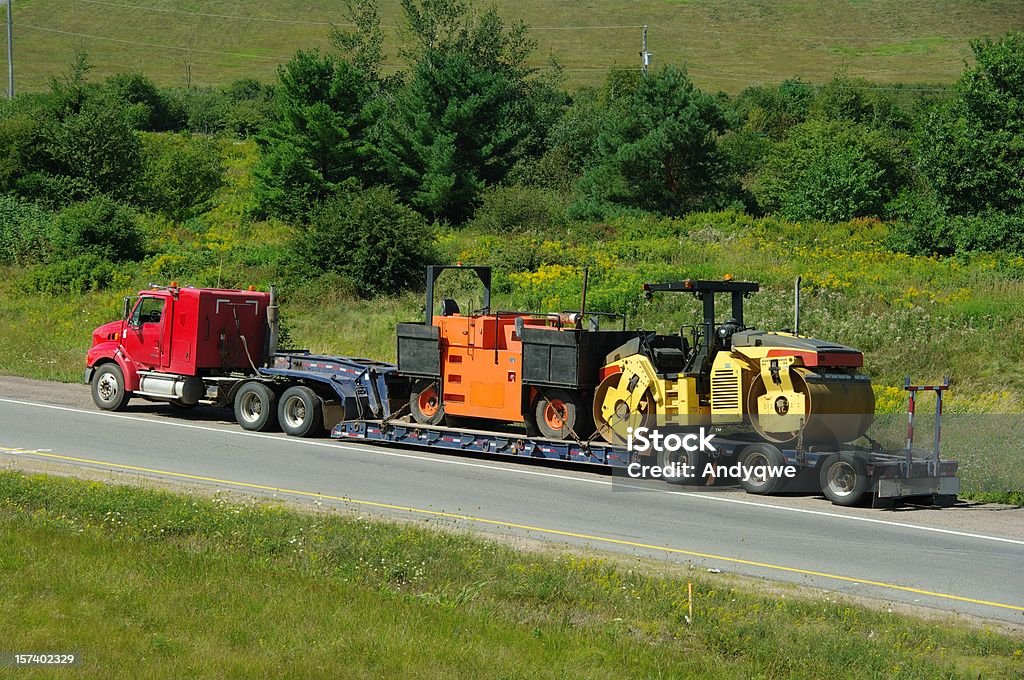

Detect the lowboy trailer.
[{"left": 332, "top": 384, "right": 960, "bottom": 509}]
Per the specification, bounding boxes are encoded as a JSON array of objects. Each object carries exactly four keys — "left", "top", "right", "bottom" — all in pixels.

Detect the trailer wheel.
[
  {"left": 820, "top": 453, "right": 869, "bottom": 506},
  {"left": 278, "top": 386, "right": 324, "bottom": 438},
  {"left": 534, "top": 389, "right": 586, "bottom": 440},
  {"left": 410, "top": 380, "right": 445, "bottom": 425},
  {"left": 91, "top": 363, "right": 130, "bottom": 411},
  {"left": 658, "top": 447, "right": 708, "bottom": 486},
  {"left": 738, "top": 444, "right": 786, "bottom": 495},
  {"left": 234, "top": 381, "right": 278, "bottom": 432}
]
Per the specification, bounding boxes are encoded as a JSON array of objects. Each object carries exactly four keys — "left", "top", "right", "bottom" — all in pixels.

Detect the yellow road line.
[{"left": 3, "top": 447, "right": 1023, "bottom": 614}]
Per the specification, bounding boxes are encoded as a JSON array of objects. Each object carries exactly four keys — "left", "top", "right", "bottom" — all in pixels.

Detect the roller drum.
[{"left": 747, "top": 367, "right": 874, "bottom": 445}]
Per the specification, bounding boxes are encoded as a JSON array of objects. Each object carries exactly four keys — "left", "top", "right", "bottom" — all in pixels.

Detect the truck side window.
[{"left": 131, "top": 298, "right": 165, "bottom": 326}]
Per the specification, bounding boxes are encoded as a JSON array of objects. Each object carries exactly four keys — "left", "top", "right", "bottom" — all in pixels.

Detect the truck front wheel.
[
  {"left": 91, "top": 363, "right": 131, "bottom": 411},
  {"left": 278, "top": 386, "right": 324, "bottom": 438},
  {"left": 234, "top": 382, "right": 278, "bottom": 432}
]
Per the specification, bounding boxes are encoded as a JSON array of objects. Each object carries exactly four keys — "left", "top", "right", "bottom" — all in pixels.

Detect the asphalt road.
[{"left": 1, "top": 378, "right": 1023, "bottom": 625}]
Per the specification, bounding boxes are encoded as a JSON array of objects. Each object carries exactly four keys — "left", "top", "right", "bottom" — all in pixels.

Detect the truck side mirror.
[{"left": 123, "top": 297, "right": 131, "bottom": 321}]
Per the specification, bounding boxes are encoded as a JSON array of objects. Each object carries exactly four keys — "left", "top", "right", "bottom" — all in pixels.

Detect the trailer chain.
[{"left": 380, "top": 400, "right": 411, "bottom": 429}]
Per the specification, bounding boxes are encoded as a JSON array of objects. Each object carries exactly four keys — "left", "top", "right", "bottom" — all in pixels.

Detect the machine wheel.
[
  {"left": 592, "top": 373, "right": 655, "bottom": 445},
  {"left": 534, "top": 389, "right": 586, "bottom": 440},
  {"left": 738, "top": 444, "right": 786, "bottom": 495},
  {"left": 278, "top": 386, "right": 325, "bottom": 438},
  {"left": 410, "top": 380, "right": 445, "bottom": 425},
  {"left": 819, "top": 453, "right": 869, "bottom": 506},
  {"left": 234, "top": 381, "right": 279, "bottom": 432},
  {"left": 91, "top": 363, "right": 131, "bottom": 411}
]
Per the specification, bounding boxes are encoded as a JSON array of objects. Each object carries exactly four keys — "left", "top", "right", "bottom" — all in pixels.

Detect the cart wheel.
[
  {"left": 278, "top": 385, "right": 325, "bottom": 438},
  {"left": 534, "top": 389, "right": 586, "bottom": 440},
  {"left": 410, "top": 380, "right": 445, "bottom": 425},
  {"left": 738, "top": 444, "right": 786, "bottom": 495},
  {"left": 234, "top": 381, "right": 279, "bottom": 432},
  {"left": 820, "top": 453, "right": 869, "bottom": 506}
]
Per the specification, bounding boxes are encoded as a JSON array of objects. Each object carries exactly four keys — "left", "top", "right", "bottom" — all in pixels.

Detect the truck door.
[{"left": 122, "top": 296, "right": 166, "bottom": 369}]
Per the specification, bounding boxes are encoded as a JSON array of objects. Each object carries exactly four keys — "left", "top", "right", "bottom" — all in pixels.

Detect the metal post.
[
  {"left": 5, "top": 0, "right": 12, "bottom": 99},
  {"left": 640, "top": 25, "right": 650, "bottom": 78},
  {"left": 933, "top": 377, "right": 947, "bottom": 474},
  {"left": 580, "top": 267, "right": 589, "bottom": 319},
  {"left": 794, "top": 276, "right": 801, "bottom": 335},
  {"left": 266, "top": 285, "right": 279, "bottom": 360},
  {"left": 904, "top": 376, "right": 915, "bottom": 477}
]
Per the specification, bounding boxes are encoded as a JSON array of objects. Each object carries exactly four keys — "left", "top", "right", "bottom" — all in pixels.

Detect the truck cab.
[{"left": 86, "top": 285, "right": 271, "bottom": 411}]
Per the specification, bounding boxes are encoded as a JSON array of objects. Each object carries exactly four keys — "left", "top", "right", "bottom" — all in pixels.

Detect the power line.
[
  {"left": 73, "top": 0, "right": 348, "bottom": 27},
  {"left": 65, "top": 0, "right": 986, "bottom": 45},
  {"left": 18, "top": 23, "right": 293, "bottom": 60}
]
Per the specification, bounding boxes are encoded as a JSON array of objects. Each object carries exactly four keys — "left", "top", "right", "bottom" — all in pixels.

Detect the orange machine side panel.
[{"left": 436, "top": 314, "right": 527, "bottom": 422}]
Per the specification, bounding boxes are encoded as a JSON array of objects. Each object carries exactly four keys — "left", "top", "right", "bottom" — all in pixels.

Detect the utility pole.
[
  {"left": 640, "top": 24, "right": 651, "bottom": 78},
  {"left": 4, "top": 0, "right": 12, "bottom": 98}
]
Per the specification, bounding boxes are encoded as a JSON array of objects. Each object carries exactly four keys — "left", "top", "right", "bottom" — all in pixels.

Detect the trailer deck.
[{"left": 331, "top": 417, "right": 959, "bottom": 506}]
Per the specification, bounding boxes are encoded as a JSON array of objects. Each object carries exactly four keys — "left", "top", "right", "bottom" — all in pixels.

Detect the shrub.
[
  {"left": 141, "top": 134, "right": 224, "bottom": 221},
  {"left": 469, "top": 185, "right": 567, "bottom": 234},
  {"left": 103, "top": 73, "right": 184, "bottom": 131},
  {"left": 754, "top": 120, "right": 907, "bottom": 222},
  {"left": 29, "top": 102, "right": 145, "bottom": 207},
  {"left": 0, "top": 195, "right": 52, "bottom": 264},
  {"left": 163, "top": 88, "right": 230, "bottom": 135},
  {"left": 52, "top": 195, "right": 145, "bottom": 262},
  {"left": 223, "top": 78, "right": 276, "bottom": 138},
  {"left": 19, "top": 253, "right": 123, "bottom": 294},
  {"left": 294, "top": 185, "right": 434, "bottom": 297},
  {"left": 886, "top": 191, "right": 1024, "bottom": 255}
]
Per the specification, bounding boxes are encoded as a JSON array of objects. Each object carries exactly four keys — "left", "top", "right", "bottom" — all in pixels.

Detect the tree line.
[{"left": 0, "top": 0, "right": 1021, "bottom": 295}]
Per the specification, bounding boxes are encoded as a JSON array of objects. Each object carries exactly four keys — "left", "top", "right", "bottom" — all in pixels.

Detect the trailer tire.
[
  {"left": 658, "top": 447, "right": 708, "bottom": 486},
  {"left": 820, "top": 453, "right": 869, "bottom": 506},
  {"left": 91, "top": 363, "right": 130, "bottom": 411},
  {"left": 410, "top": 380, "right": 445, "bottom": 425},
  {"left": 234, "top": 381, "right": 278, "bottom": 432},
  {"left": 738, "top": 444, "right": 786, "bottom": 495},
  {"left": 278, "top": 386, "right": 324, "bottom": 438}
]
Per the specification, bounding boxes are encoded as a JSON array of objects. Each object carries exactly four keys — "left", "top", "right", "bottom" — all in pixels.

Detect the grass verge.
[{"left": 0, "top": 471, "right": 1022, "bottom": 678}]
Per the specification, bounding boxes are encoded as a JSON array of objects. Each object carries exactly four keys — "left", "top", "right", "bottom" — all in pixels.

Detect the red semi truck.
[{"left": 85, "top": 283, "right": 399, "bottom": 437}]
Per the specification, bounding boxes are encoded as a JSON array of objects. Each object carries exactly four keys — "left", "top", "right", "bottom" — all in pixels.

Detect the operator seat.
[{"left": 440, "top": 298, "right": 460, "bottom": 316}]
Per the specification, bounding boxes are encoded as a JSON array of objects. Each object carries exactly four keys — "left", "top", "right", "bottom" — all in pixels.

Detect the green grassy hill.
[{"left": 9, "top": 0, "right": 1024, "bottom": 92}]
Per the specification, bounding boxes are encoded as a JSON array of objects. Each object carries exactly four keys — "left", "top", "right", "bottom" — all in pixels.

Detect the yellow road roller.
[{"left": 592, "top": 279, "right": 874, "bottom": 446}]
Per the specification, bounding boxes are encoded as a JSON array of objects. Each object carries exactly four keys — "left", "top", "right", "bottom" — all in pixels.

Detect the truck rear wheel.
[
  {"left": 410, "top": 380, "right": 445, "bottom": 425},
  {"left": 91, "top": 363, "right": 130, "bottom": 411},
  {"left": 819, "top": 453, "right": 869, "bottom": 506},
  {"left": 738, "top": 444, "right": 786, "bottom": 495},
  {"left": 278, "top": 386, "right": 324, "bottom": 438},
  {"left": 234, "top": 382, "right": 278, "bottom": 432}
]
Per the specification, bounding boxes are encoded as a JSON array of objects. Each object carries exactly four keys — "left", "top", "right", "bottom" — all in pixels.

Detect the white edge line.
[{"left": 2, "top": 396, "right": 1023, "bottom": 548}]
